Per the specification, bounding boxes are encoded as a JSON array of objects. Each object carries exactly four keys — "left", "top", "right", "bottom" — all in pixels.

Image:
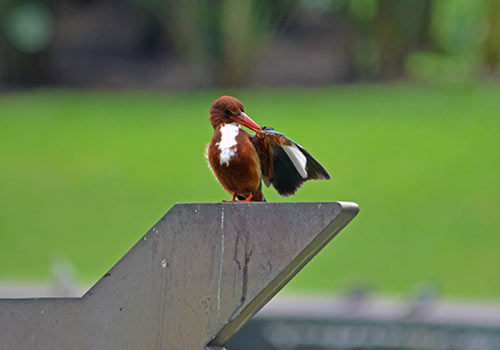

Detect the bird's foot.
[
  {"left": 223, "top": 194, "right": 238, "bottom": 203},
  {"left": 239, "top": 193, "right": 254, "bottom": 202}
]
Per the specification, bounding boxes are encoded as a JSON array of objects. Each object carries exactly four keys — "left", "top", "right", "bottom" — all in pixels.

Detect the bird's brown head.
[{"left": 209, "top": 96, "right": 261, "bottom": 132}]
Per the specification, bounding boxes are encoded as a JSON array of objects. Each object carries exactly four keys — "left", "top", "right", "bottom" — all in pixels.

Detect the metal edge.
[{"left": 207, "top": 201, "right": 359, "bottom": 348}]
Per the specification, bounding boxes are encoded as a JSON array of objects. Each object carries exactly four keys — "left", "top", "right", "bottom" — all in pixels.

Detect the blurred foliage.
[
  {"left": 0, "top": 0, "right": 53, "bottom": 85},
  {"left": 4, "top": 3, "right": 53, "bottom": 54},
  {"left": 0, "top": 0, "right": 499, "bottom": 86},
  {"left": 127, "top": 0, "right": 296, "bottom": 86},
  {"left": 409, "top": 0, "right": 500, "bottom": 83},
  {"left": 410, "top": 0, "right": 487, "bottom": 84},
  {"left": 330, "top": 0, "right": 432, "bottom": 79},
  {"left": 327, "top": 0, "right": 500, "bottom": 82},
  {"left": 430, "top": 0, "right": 486, "bottom": 55}
]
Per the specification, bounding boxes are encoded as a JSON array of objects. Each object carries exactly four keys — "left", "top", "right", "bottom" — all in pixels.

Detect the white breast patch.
[{"left": 217, "top": 123, "right": 240, "bottom": 166}]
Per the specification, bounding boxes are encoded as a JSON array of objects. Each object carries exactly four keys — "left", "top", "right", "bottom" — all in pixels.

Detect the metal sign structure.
[{"left": 0, "top": 202, "right": 359, "bottom": 350}]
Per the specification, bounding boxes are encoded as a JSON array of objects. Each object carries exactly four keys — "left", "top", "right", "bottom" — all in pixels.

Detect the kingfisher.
[{"left": 207, "top": 96, "right": 330, "bottom": 202}]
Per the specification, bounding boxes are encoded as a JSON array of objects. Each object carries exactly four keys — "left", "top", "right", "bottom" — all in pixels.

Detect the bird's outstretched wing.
[{"left": 250, "top": 127, "right": 331, "bottom": 196}]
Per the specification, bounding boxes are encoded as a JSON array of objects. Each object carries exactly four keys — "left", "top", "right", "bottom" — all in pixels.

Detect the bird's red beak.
[{"left": 231, "top": 112, "right": 261, "bottom": 132}]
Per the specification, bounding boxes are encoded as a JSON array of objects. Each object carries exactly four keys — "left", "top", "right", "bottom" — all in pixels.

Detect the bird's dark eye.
[{"left": 224, "top": 109, "right": 234, "bottom": 116}]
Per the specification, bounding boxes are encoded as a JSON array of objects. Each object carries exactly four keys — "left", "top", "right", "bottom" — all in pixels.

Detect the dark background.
[{"left": 1, "top": 0, "right": 499, "bottom": 90}]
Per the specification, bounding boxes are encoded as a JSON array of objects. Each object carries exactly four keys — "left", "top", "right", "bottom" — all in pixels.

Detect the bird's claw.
[
  {"left": 222, "top": 193, "right": 253, "bottom": 202},
  {"left": 223, "top": 194, "right": 238, "bottom": 203}
]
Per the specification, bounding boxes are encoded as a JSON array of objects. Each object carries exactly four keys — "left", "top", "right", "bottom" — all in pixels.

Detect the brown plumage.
[{"left": 207, "top": 96, "right": 330, "bottom": 202}]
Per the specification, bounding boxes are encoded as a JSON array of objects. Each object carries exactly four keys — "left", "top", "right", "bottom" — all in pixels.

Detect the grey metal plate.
[{"left": 0, "top": 202, "right": 359, "bottom": 350}]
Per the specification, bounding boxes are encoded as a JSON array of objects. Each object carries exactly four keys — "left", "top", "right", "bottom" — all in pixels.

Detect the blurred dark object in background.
[
  {"left": 0, "top": 1, "right": 54, "bottom": 86},
  {"left": 229, "top": 295, "right": 500, "bottom": 350},
  {"left": 0, "top": 0, "right": 499, "bottom": 90}
]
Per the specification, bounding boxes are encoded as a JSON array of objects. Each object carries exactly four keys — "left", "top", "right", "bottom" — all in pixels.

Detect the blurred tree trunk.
[
  {"left": 164, "top": 0, "right": 208, "bottom": 63},
  {"left": 373, "top": 0, "right": 433, "bottom": 79},
  {"left": 217, "top": 0, "right": 272, "bottom": 87},
  {"left": 483, "top": 0, "right": 500, "bottom": 73}
]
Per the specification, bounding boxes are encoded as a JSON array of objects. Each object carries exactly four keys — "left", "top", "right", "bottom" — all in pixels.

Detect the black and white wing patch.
[{"left": 263, "top": 129, "right": 331, "bottom": 196}]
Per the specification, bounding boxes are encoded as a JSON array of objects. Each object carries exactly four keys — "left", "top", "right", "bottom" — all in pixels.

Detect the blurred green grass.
[{"left": 1, "top": 84, "right": 499, "bottom": 299}]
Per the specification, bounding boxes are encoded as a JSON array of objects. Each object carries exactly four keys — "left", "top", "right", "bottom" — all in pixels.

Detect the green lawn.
[{"left": 1, "top": 84, "right": 499, "bottom": 299}]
